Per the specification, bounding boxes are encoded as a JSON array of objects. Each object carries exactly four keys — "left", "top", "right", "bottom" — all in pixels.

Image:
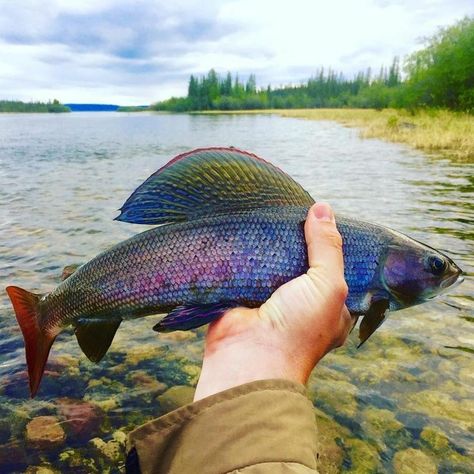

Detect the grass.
[{"left": 197, "top": 108, "right": 474, "bottom": 162}]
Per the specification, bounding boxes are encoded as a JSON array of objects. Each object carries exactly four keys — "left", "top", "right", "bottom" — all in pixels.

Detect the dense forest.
[
  {"left": 153, "top": 16, "right": 473, "bottom": 113},
  {"left": 0, "top": 99, "right": 70, "bottom": 113}
]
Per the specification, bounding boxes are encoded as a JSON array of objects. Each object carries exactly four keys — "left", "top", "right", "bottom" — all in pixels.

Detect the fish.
[{"left": 6, "top": 147, "right": 463, "bottom": 397}]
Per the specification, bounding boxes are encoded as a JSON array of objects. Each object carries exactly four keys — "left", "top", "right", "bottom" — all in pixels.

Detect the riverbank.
[{"left": 197, "top": 109, "right": 474, "bottom": 162}]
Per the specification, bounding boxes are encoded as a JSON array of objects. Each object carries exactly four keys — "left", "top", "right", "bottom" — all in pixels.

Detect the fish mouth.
[
  {"left": 441, "top": 273, "right": 464, "bottom": 290},
  {"left": 440, "top": 263, "right": 464, "bottom": 290}
]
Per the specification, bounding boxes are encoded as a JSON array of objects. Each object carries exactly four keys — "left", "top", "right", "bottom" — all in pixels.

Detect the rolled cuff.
[{"left": 127, "top": 379, "right": 318, "bottom": 474}]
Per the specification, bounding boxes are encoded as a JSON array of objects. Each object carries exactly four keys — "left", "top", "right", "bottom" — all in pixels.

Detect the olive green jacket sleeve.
[{"left": 127, "top": 379, "right": 319, "bottom": 474}]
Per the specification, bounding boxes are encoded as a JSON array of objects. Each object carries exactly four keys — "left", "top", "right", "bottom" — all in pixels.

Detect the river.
[{"left": 0, "top": 112, "right": 472, "bottom": 473}]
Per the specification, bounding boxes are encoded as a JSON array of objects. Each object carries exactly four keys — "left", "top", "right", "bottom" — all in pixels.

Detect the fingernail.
[{"left": 313, "top": 202, "right": 334, "bottom": 222}]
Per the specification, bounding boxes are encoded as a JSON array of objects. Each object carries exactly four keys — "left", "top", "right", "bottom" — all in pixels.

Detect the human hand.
[{"left": 194, "top": 202, "right": 353, "bottom": 401}]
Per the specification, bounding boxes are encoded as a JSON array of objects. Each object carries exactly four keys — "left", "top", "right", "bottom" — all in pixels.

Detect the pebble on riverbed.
[
  {"left": 157, "top": 385, "right": 195, "bottom": 412},
  {"left": 89, "top": 435, "right": 125, "bottom": 463},
  {"left": 127, "top": 370, "right": 168, "bottom": 396},
  {"left": 56, "top": 398, "right": 105, "bottom": 441},
  {"left": 26, "top": 416, "right": 66, "bottom": 450}
]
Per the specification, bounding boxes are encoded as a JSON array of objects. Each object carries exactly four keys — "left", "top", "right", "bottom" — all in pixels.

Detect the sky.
[{"left": 0, "top": 0, "right": 472, "bottom": 105}]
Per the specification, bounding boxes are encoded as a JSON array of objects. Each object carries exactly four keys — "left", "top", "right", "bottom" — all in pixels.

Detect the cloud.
[{"left": 0, "top": 0, "right": 472, "bottom": 104}]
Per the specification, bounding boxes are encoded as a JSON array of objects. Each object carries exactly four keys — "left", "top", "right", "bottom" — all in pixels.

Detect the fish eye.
[{"left": 428, "top": 256, "right": 447, "bottom": 275}]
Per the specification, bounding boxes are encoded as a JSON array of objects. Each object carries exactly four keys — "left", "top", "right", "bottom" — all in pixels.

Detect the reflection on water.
[{"left": 0, "top": 112, "right": 472, "bottom": 472}]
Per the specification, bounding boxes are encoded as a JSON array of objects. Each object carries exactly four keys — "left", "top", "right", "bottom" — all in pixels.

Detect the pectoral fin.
[
  {"left": 75, "top": 319, "right": 122, "bottom": 362},
  {"left": 358, "top": 298, "right": 390, "bottom": 348},
  {"left": 153, "top": 302, "right": 238, "bottom": 332}
]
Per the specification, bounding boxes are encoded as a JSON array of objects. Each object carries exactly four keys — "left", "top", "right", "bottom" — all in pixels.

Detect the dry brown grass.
[
  {"left": 199, "top": 108, "right": 474, "bottom": 161},
  {"left": 277, "top": 109, "right": 474, "bottom": 162}
]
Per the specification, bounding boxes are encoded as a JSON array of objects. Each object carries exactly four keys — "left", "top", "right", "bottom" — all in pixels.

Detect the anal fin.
[
  {"left": 75, "top": 319, "right": 122, "bottom": 362},
  {"left": 153, "top": 302, "right": 237, "bottom": 332},
  {"left": 358, "top": 298, "right": 390, "bottom": 348}
]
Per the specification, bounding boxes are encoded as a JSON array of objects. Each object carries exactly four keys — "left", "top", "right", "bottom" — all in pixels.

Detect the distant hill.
[{"left": 65, "top": 104, "right": 119, "bottom": 112}]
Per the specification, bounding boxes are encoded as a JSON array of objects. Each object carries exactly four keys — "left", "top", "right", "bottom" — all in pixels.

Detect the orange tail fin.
[{"left": 6, "top": 286, "right": 56, "bottom": 398}]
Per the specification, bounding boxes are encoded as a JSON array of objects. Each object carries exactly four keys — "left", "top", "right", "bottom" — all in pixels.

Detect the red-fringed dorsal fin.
[
  {"left": 5, "top": 286, "right": 55, "bottom": 398},
  {"left": 116, "top": 147, "right": 315, "bottom": 225}
]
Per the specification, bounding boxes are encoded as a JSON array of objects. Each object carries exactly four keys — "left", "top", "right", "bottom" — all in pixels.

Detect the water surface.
[{"left": 0, "top": 112, "right": 472, "bottom": 473}]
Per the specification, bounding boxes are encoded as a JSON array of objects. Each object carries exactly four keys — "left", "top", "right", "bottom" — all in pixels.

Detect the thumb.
[{"left": 305, "top": 202, "right": 345, "bottom": 281}]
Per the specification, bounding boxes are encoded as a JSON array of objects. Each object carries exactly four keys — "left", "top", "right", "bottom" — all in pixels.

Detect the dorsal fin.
[{"left": 116, "top": 147, "right": 314, "bottom": 225}]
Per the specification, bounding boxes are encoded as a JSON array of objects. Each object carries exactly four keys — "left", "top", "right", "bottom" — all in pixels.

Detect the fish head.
[{"left": 381, "top": 232, "right": 463, "bottom": 309}]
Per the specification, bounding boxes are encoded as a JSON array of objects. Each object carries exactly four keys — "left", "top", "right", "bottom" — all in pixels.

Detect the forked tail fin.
[{"left": 6, "top": 286, "right": 56, "bottom": 398}]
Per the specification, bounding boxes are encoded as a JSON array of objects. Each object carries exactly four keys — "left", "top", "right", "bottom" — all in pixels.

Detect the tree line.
[
  {"left": 152, "top": 16, "right": 473, "bottom": 113},
  {"left": 0, "top": 99, "right": 70, "bottom": 113}
]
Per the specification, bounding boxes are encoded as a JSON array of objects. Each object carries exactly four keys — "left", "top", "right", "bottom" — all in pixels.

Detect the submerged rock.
[
  {"left": 345, "top": 438, "right": 381, "bottom": 474},
  {"left": 439, "top": 451, "right": 474, "bottom": 473},
  {"left": 26, "top": 416, "right": 66, "bottom": 450},
  {"left": 419, "top": 426, "right": 450, "bottom": 455},
  {"left": 313, "top": 364, "right": 351, "bottom": 383},
  {"left": 25, "top": 465, "right": 59, "bottom": 474},
  {"left": 404, "top": 390, "right": 474, "bottom": 430},
  {"left": 125, "top": 344, "right": 166, "bottom": 367},
  {"left": 309, "top": 379, "right": 359, "bottom": 420},
  {"left": 180, "top": 363, "right": 201, "bottom": 385},
  {"left": 158, "top": 330, "right": 197, "bottom": 342},
  {"left": 314, "top": 409, "right": 348, "bottom": 473},
  {"left": 59, "top": 448, "right": 99, "bottom": 473},
  {"left": 361, "top": 407, "right": 411, "bottom": 450},
  {"left": 127, "top": 370, "right": 168, "bottom": 396},
  {"left": 89, "top": 437, "right": 125, "bottom": 464},
  {"left": 112, "top": 429, "right": 127, "bottom": 446},
  {"left": 157, "top": 385, "right": 195, "bottom": 412},
  {"left": 418, "top": 426, "right": 474, "bottom": 472},
  {"left": 393, "top": 448, "right": 437, "bottom": 474},
  {"left": 56, "top": 398, "right": 104, "bottom": 441}
]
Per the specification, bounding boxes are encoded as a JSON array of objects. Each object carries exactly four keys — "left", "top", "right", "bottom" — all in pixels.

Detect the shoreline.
[{"left": 195, "top": 108, "right": 474, "bottom": 162}]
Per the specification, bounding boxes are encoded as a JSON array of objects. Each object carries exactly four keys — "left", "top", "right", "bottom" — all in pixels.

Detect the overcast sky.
[{"left": 0, "top": 0, "right": 472, "bottom": 105}]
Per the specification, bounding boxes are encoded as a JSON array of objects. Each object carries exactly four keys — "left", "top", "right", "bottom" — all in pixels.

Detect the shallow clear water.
[{"left": 0, "top": 112, "right": 472, "bottom": 473}]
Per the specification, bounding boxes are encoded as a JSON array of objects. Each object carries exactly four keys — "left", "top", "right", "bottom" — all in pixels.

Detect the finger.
[{"left": 305, "top": 202, "right": 344, "bottom": 277}]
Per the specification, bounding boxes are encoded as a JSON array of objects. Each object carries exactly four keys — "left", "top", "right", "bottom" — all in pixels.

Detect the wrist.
[
  {"left": 194, "top": 349, "right": 304, "bottom": 401},
  {"left": 194, "top": 309, "right": 314, "bottom": 401}
]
